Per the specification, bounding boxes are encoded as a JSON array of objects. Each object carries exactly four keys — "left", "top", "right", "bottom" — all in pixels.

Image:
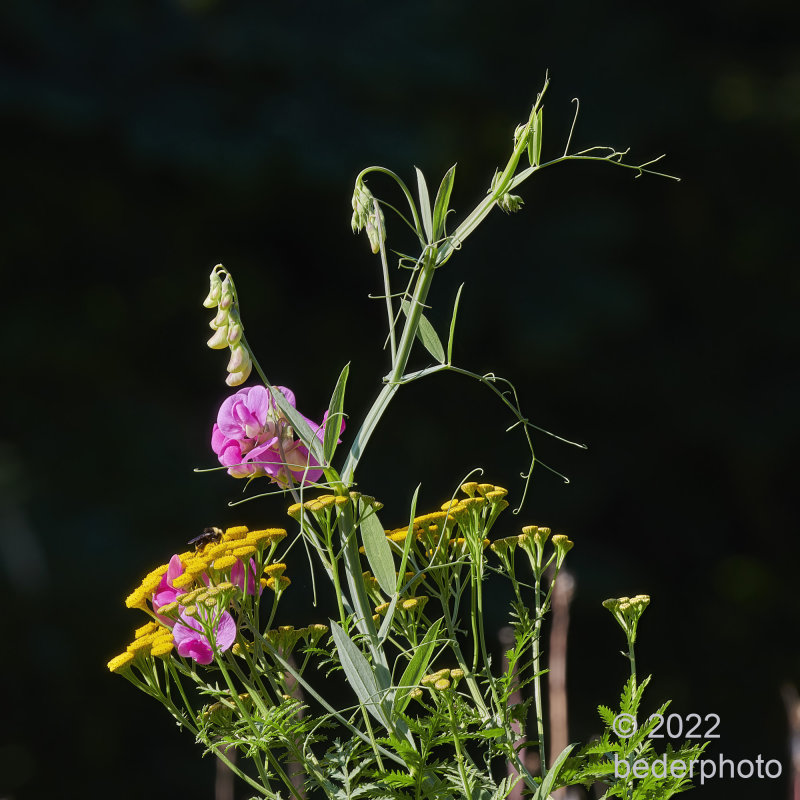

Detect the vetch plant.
[{"left": 110, "top": 77, "right": 699, "bottom": 799}]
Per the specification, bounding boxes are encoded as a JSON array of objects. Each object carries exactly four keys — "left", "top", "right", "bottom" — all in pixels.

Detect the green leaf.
[
  {"left": 401, "top": 299, "right": 445, "bottom": 363},
  {"left": 377, "top": 594, "right": 399, "bottom": 642},
  {"left": 394, "top": 484, "right": 420, "bottom": 591},
  {"left": 382, "top": 770, "right": 416, "bottom": 787},
  {"left": 528, "top": 107, "right": 543, "bottom": 167},
  {"left": 489, "top": 774, "right": 523, "bottom": 800},
  {"left": 531, "top": 743, "right": 575, "bottom": 800},
  {"left": 359, "top": 505, "right": 396, "bottom": 597},
  {"left": 432, "top": 164, "right": 456, "bottom": 240},
  {"left": 268, "top": 385, "right": 324, "bottom": 467},
  {"left": 416, "top": 167, "right": 433, "bottom": 243},
  {"left": 323, "top": 363, "right": 349, "bottom": 464},
  {"left": 393, "top": 619, "right": 442, "bottom": 715},
  {"left": 329, "top": 620, "right": 389, "bottom": 729},
  {"left": 446, "top": 283, "right": 464, "bottom": 364}
]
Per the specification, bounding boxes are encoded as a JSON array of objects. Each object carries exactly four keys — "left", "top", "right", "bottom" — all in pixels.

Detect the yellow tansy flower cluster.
[
  {"left": 287, "top": 491, "right": 384, "bottom": 524},
  {"left": 108, "top": 623, "right": 175, "bottom": 672},
  {"left": 124, "top": 525, "right": 288, "bottom": 606}
]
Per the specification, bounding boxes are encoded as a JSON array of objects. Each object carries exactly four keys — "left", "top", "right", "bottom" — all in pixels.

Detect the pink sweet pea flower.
[
  {"left": 152, "top": 554, "right": 186, "bottom": 625},
  {"left": 211, "top": 384, "right": 343, "bottom": 488},
  {"left": 231, "top": 558, "right": 262, "bottom": 596},
  {"left": 172, "top": 607, "right": 237, "bottom": 665}
]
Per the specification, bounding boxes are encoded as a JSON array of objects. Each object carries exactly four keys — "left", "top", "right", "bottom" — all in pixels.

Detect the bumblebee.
[{"left": 187, "top": 526, "right": 224, "bottom": 551}]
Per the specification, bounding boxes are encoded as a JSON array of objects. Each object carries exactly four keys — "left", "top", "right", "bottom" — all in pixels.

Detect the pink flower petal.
[
  {"left": 231, "top": 558, "right": 261, "bottom": 595},
  {"left": 172, "top": 609, "right": 237, "bottom": 664}
]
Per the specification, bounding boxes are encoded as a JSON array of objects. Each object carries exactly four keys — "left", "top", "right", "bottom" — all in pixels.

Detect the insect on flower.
[{"left": 187, "top": 526, "right": 224, "bottom": 552}]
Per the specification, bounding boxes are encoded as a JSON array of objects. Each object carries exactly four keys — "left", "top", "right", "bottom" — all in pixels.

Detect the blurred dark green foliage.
[{"left": 1, "top": 0, "right": 798, "bottom": 797}]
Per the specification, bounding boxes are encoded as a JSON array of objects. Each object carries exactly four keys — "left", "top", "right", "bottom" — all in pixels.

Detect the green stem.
[
  {"left": 532, "top": 568, "right": 547, "bottom": 777},
  {"left": 437, "top": 151, "right": 676, "bottom": 268},
  {"left": 360, "top": 705, "right": 386, "bottom": 771},
  {"left": 214, "top": 653, "right": 288, "bottom": 796},
  {"left": 439, "top": 596, "right": 490, "bottom": 720},
  {"left": 470, "top": 562, "right": 480, "bottom": 673},
  {"left": 150, "top": 668, "right": 271, "bottom": 797},
  {"left": 356, "top": 166, "right": 425, "bottom": 243},
  {"left": 373, "top": 197, "right": 397, "bottom": 364},
  {"left": 255, "top": 636, "right": 406, "bottom": 767},
  {"left": 445, "top": 693, "right": 473, "bottom": 798},
  {"left": 341, "top": 246, "right": 437, "bottom": 484},
  {"left": 627, "top": 633, "right": 637, "bottom": 694}
]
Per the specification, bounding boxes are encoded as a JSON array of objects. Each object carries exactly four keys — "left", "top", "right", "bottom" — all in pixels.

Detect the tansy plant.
[{"left": 110, "top": 78, "right": 702, "bottom": 799}]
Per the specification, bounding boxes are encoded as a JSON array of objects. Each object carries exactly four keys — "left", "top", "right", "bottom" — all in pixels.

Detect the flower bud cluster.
[
  {"left": 419, "top": 667, "right": 464, "bottom": 695},
  {"left": 489, "top": 169, "right": 524, "bottom": 214},
  {"left": 351, "top": 180, "right": 386, "bottom": 254},
  {"left": 287, "top": 491, "right": 377, "bottom": 524},
  {"left": 203, "top": 264, "right": 252, "bottom": 386},
  {"left": 602, "top": 594, "right": 651, "bottom": 641},
  {"left": 263, "top": 624, "right": 328, "bottom": 657},
  {"left": 498, "top": 192, "right": 524, "bottom": 213}
]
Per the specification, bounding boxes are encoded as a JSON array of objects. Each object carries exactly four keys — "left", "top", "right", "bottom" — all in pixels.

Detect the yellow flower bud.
[
  {"left": 108, "top": 652, "right": 135, "bottom": 673},
  {"left": 552, "top": 534, "right": 574, "bottom": 554}
]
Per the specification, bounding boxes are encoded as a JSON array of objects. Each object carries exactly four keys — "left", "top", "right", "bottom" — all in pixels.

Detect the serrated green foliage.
[
  {"left": 319, "top": 739, "right": 380, "bottom": 800},
  {"left": 557, "top": 677, "right": 707, "bottom": 799}
]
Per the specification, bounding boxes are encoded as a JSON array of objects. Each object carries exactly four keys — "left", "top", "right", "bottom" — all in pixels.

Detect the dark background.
[{"left": 1, "top": 1, "right": 798, "bottom": 798}]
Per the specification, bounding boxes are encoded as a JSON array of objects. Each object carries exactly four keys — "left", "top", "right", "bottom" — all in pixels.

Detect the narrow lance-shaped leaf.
[
  {"left": 323, "top": 363, "right": 349, "bottom": 464},
  {"left": 378, "top": 484, "right": 421, "bottom": 644},
  {"left": 377, "top": 594, "right": 399, "bottom": 642},
  {"left": 432, "top": 164, "right": 456, "bottom": 240},
  {"left": 329, "top": 620, "right": 390, "bottom": 730},
  {"left": 394, "top": 484, "right": 420, "bottom": 591},
  {"left": 401, "top": 299, "right": 445, "bottom": 364},
  {"left": 446, "top": 282, "right": 464, "bottom": 365},
  {"left": 359, "top": 504, "right": 396, "bottom": 597},
  {"left": 530, "top": 743, "right": 575, "bottom": 800},
  {"left": 528, "top": 107, "right": 543, "bottom": 167},
  {"left": 393, "top": 619, "right": 442, "bottom": 715},
  {"left": 415, "top": 167, "right": 433, "bottom": 243}
]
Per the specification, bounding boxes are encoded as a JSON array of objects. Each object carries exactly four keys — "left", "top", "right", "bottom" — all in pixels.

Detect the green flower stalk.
[{"left": 603, "top": 593, "right": 651, "bottom": 690}]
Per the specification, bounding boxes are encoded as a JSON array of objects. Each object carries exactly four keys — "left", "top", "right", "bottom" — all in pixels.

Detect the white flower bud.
[
  {"left": 207, "top": 325, "right": 229, "bottom": 350},
  {"left": 225, "top": 360, "right": 252, "bottom": 386},
  {"left": 210, "top": 306, "right": 229, "bottom": 330},
  {"left": 226, "top": 321, "right": 242, "bottom": 345},
  {"left": 203, "top": 268, "right": 223, "bottom": 308},
  {"left": 226, "top": 343, "right": 249, "bottom": 373},
  {"left": 219, "top": 276, "right": 234, "bottom": 310}
]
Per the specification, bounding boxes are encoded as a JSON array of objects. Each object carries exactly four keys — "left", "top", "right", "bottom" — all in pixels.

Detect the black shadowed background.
[{"left": 1, "top": 1, "right": 798, "bottom": 798}]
